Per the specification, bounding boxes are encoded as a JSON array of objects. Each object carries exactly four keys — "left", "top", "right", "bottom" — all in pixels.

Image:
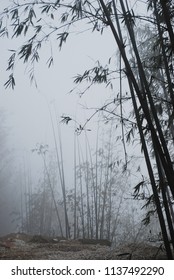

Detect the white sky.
[{"left": 0, "top": 6, "right": 119, "bottom": 185}]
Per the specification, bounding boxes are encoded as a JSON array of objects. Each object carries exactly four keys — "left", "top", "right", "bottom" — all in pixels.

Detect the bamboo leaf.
[
  {"left": 133, "top": 181, "right": 144, "bottom": 196},
  {"left": 46, "top": 56, "right": 54, "bottom": 68},
  {"left": 18, "top": 43, "right": 32, "bottom": 63},
  {"left": 4, "top": 74, "right": 15, "bottom": 89}
]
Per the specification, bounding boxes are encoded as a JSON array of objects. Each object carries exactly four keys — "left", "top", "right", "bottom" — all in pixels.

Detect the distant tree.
[
  {"left": 0, "top": 109, "right": 9, "bottom": 180},
  {"left": 0, "top": 108, "right": 15, "bottom": 235}
]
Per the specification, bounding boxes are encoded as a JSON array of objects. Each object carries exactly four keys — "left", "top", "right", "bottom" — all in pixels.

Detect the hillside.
[{"left": 0, "top": 233, "right": 167, "bottom": 260}]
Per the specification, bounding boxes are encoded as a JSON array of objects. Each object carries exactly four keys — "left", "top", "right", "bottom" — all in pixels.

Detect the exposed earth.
[{"left": 0, "top": 233, "right": 168, "bottom": 260}]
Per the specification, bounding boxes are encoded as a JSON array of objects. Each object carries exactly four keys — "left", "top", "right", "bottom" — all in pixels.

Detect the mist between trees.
[
  {"left": 0, "top": 0, "right": 174, "bottom": 258},
  {"left": 0, "top": 114, "right": 160, "bottom": 247}
]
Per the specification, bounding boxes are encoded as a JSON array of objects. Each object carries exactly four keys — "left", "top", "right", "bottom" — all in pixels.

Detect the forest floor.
[{"left": 0, "top": 233, "right": 168, "bottom": 260}]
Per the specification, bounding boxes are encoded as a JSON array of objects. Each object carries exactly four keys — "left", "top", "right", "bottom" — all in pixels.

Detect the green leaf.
[
  {"left": 35, "top": 25, "right": 42, "bottom": 33},
  {"left": 60, "top": 116, "right": 72, "bottom": 125},
  {"left": 142, "top": 210, "right": 156, "bottom": 226},
  {"left": 10, "top": 8, "right": 18, "bottom": 20},
  {"left": 12, "top": 22, "right": 25, "bottom": 37},
  {"left": 55, "top": 0, "right": 60, "bottom": 6},
  {"left": 4, "top": 74, "right": 15, "bottom": 89},
  {"left": 0, "top": 28, "right": 7, "bottom": 37},
  {"left": 18, "top": 43, "right": 33, "bottom": 63},
  {"left": 57, "top": 32, "right": 69, "bottom": 49},
  {"left": 41, "top": 5, "right": 51, "bottom": 14},
  {"left": 6, "top": 52, "right": 16, "bottom": 71},
  {"left": 46, "top": 57, "right": 54, "bottom": 68},
  {"left": 133, "top": 181, "right": 144, "bottom": 196},
  {"left": 61, "top": 13, "right": 69, "bottom": 23}
]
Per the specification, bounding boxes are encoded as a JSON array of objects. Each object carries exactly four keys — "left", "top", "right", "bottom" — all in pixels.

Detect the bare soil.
[{"left": 0, "top": 233, "right": 168, "bottom": 260}]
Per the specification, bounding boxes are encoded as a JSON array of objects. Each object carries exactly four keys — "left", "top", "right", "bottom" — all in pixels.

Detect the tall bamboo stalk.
[
  {"left": 99, "top": 0, "right": 174, "bottom": 200},
  {"left": 48, "top": 104, "right": 70, "bottom": 238},
  {"left": 77, "top": 137, "right": 85, "bottom": 238},
  {"left": 41, "top": 150, "right": 63, "bottom": 237},
  {"left": 104, "top": 0, "right": 174, "bottom": 258},
  {"left": 73, "top": 132, "right": 77, "bottom": 239}
]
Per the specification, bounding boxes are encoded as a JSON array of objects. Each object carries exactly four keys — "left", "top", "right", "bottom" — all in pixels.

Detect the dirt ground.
[{"left": 0, "top": 233, "right": 168, "bottom": 260}]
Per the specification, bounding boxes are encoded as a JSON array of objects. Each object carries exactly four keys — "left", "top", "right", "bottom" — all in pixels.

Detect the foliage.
[
  {"left": 1, "top": 0, "right": 174, "bottom": 257},
  {"left": 0, "top": 0, "right": 113, "bottom": 88},
  {"left": 20, "top": 136, "right": 147, "bottom": 244}
]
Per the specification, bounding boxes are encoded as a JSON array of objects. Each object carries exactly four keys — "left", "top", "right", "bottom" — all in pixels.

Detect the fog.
[{"left": 0, "top": 1, "right": 160, "bottom": 244}]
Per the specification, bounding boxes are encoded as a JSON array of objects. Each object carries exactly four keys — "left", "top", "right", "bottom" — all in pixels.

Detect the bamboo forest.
[{"left": 0, "top": 0, "right": 174, "bottom": 259}]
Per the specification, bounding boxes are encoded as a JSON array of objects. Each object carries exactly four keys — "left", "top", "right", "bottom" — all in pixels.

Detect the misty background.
[{"left": 0, "top": 0, "right": 160, "bottom": 245}]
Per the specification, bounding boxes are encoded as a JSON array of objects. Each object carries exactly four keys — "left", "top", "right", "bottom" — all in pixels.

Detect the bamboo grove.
[{"left": 0, "top": 0, "right": 174, "bottom": 258}]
